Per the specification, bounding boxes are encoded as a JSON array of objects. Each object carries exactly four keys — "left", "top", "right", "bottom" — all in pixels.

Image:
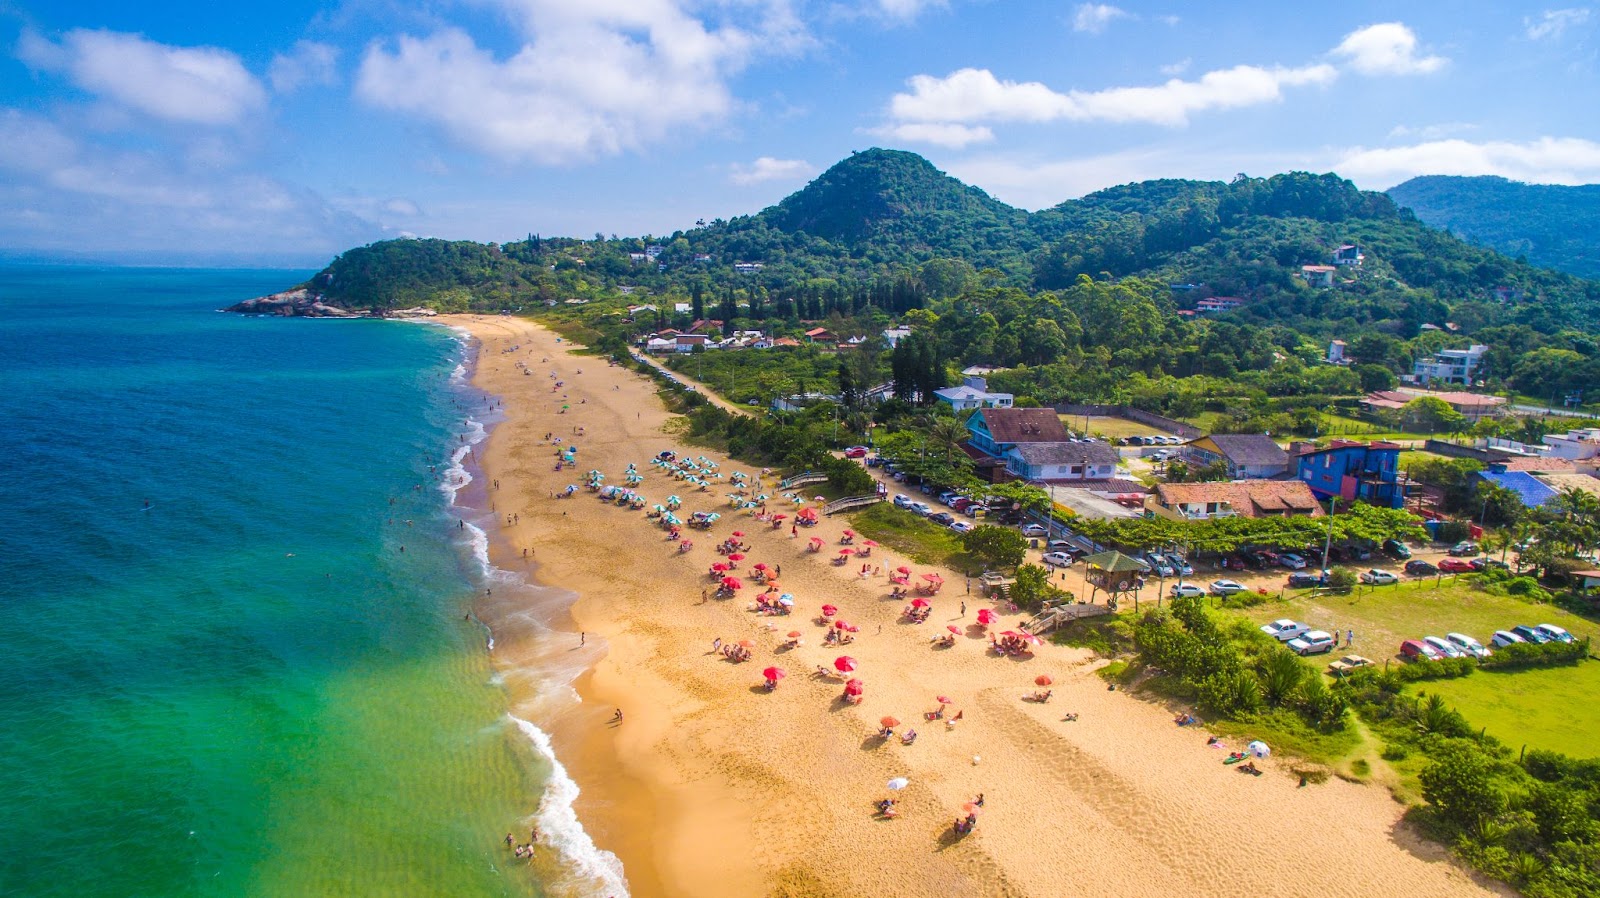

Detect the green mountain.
[{"left": 1387, "top": 175, "right": 1600, "bottom": 279}]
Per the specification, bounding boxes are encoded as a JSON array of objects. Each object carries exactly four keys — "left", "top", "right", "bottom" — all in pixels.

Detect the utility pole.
[{"left": 1320, "top": 496, "right": 1340, "bottom": 574}]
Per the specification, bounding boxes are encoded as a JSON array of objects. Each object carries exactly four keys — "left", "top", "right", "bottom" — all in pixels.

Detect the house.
[
  {"left": 1477, "top": 470, "right": 1561, "bottom": 510},
  {"left": 882, "top": 326, "right": 913, "bottom": 348},
  {"left": 1573, "top": 570, "right": 1600, "bottom": 591},
  {"left": 1301, "top": 265, "right": 1337, "bottom": 288},
  {"left": 772, "top": 336, "right": 801, "bottom": 348},
  {"left": 933, "top": 376, "right": 1014, "bottom": 412},
  {"left": 1333, "top": 244, "right": 1364, "bottom": 266},
  {"left": 673, "top": 334, "right": 711, "bottom": 353},
  {"left": 628, "top": 252, "right": 648, "bottom": 264},
  {"left": 1327, "top": 340, "right": 1347, "bottom": 364},
  {"left": 1003, "top": 441, "right": 1120, "bottom": 483},
  {"left": 1294, "top": 440, "right": 1404, "bottom": 508},
  {"left": 692, "top": 253, "right": 713, "bottom": 263},
  {"left": 1148, "top": 481, "right": 1324, "bottom": 520},
  {"left": 1361, "top": 389, "right": 1507, "bottom": 421},
  {"left": 1179, "top": 434, "right": 1290, "bottom": 479},
  {"left": 733, "top": 262, "right": 764, "bottom": 274},
  {"left": 965, "top": 408, "right": 1070, "bottom": 458},
  {"left": 673, "top": 302, "right": 692, "bottom": 314},
  {"left": 1542, "top": 428, "right": 1600, "bottom": 462},
  {"left": 645, "top": 245, "right": 664, "bottom": 259},
  {"left": 1412, "top": 344, "right": 1487, "bottom": 385},
  {"left": 803, "top": 327, "right": 837, "bottom": 344},
  {"left": 1532, "top": 472, "right": 1600, "bottom": 501},
  {"left": 1194, "top": 296, "right": 1244, "bottom": 314}
]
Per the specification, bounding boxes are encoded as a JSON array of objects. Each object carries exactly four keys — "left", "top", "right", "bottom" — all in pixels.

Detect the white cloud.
[
  {"left": 1386, "top": 122, "right": 1477, "bottom": 141},
  {"left": 1331, "top": 22, "right": 1446, "bottom": 75},
  {"left": 887, "top": 63, "right": 1335, "bottom": 131},
  {"left": 356, "top": 1, "right": 806, "bottom": 163},
  {"left": 1072, "top": 4, "right": 1129, "bottom": 34},
  {"left": 1526, "top": 8, "right": 1591, "bottom": 40},
  {"left": 874, "top": 0, "right": 945, "bottom": 21},
  {"left": 870, "top": 121, "right": 995, "bottom": 148},
  {"left": 269, "top": 41, "right": 340, "bottom": 93},
  {"left": 1160, "top": 58, "right": 1192, "bottom": 76},
  {"left": 728, "top": 156, "right": 816, "bottom": 185},
  {"left": 1335, "top": 137, "right": 1600, "bottom": 188},
  {"left": 17, "top": 29, "right": 266, "bottom": 125}
]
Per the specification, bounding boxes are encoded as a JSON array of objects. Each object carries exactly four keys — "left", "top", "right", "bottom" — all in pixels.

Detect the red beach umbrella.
[
  {"left": 772, "top": 513, "right": 787, "bottom": 521},
  {"left": 721, "top": 576, "right": 743, "bottom": 590},
  {"left": 711, "top": 562, "right": 731, "bottom": 572},
  {"left": 977, "top": 608, "right": 997, "bottom": 625},
  {"left": 910, "top": 598, "right": 930, "bottom": 608},
  {"left": 1019, "top": 631, "right": 1042, "bottom": 645},
  {"left": 844, "top": 678, "right": 864, "bottom": 696},
  {"left": 834, "top": 656, "right": 857, "bottom": 672},
  {"left": 842, "top": 529, "right": 856, "bottom": 537},
  {"left": 846, "top": 624, "right": 860, "bottom": 633},
  {"left": 727, "top": 553, "right": 746, "bottom": 562},
  {"left": 820, "top": 604, "right": 838, "bottom": 617},
  {"left": 737, "top": 639, "right": 756, "bottom": 649},
  {"left": 786, "top": 631, "right": 802, "bottom": 639},
  {"left": 1035, "top": 674, "right": 1053, "bottom": 687},
  {"left": 732, "top": 531, "right": 745, "bottom": 537},
  {"left": 763, "top": 667, "right": 785, "bottom": 681},
  {"left": 946, "top": 625, "right": 961, "bottom": 635},
  {"left": 896, "top": 566, "right": 912, "bottom": 575},
  {"left": 834, "top": 619, "right": 849, "bottom": 629},
  {"left": 922, "top": 573, "right": 944, "bottom": 582},
  {"left": 936, "top": 695, "right": 953, "bottom": 704},
  {"left": 753, "top": 562, "right": 769, "bottom": 570},
  {"left": 808, "top": 537, "right": 824, "bottom": 548},
  {"left": 862, "top": 539, "right": 879, "bottom": 547},
  {"left": 879, "top": 716, "right": 900, "bottom": 728}
]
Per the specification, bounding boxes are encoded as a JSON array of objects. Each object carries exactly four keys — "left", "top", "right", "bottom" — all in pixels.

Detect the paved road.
[{"left": 630, "top": 352, "right": 755, "bottom": 417}]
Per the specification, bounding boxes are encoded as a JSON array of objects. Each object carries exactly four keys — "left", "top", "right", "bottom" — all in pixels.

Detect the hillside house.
[
  {"left": 1300, "top": 265, "right": 1337, "bottom": 288},
  {"left": 1179, "top": 434, "right": 1290, "bottom": 479},
  {"left": 1333, "top": 244, "right": 1364, "bottom": 266},
  {"left": 1327, "top": 340, "right": 1347, "bottom": 364},
  {"left": 883, "top": 326, "right": 913, "bottom": 348},
  {"left": 1194, "top": 297, "right": 1244, "bottom": 314},
  {"left": 1412, "top": 344, "right": 1487, "bottom": 385},
  {"left": 803, "top": 327, "right": 837, "bottom": 344},
  {"left": 1295, "top": 440, "right": 1404, "bottom": 508},
  {"left": 1148, "top": 481, "right": 1324, "bottom": 520},
  {"left": 934, "top": 376, "right": 1013, "bottom": 412},
  {"left": 733, "top": 262, "right": 764, "bottom": 274},
  {"left": 1542, "top": 428, "right": 1600, "bottom": 462}
]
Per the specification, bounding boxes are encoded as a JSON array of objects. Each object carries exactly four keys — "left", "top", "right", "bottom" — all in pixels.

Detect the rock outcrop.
[{"left": 225, "top": 289, "right": 365, "bottom": 317}]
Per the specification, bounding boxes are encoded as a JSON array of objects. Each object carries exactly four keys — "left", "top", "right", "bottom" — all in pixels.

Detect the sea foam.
[{"left": 512, "top": 715, "right": 630, "bottom": 898}]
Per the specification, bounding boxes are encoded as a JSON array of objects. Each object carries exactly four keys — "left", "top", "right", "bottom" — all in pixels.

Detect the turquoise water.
[{"left": 0, "top": 268, "right": 557, "bottom": 897}]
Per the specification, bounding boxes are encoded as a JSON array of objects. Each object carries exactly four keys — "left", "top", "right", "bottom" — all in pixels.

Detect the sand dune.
[{"left": 444, "top": 314, "right": 1501, "bottom": 898}]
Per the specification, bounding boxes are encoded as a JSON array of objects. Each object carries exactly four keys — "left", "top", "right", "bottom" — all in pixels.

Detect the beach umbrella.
[
  {"left": 777, "top": 596, "right": 794, "bottom": 606},
  {"left": 880, "top": 717, "right": 901, "bottom": 729},
  {"left": 731, "top": 531, "right": 745, "bottom": 537},
  {"left": 721, "top": 576, "right": 744, "bottom": 590},
  {"left": 946, "top": 625, "right": 961, "bottom": 635},
  {"left": 834, "top": 619, "right": 850, "bottom": 630},
  {"left": 910, "top": 598, "right": 930, "bottom": 608},
  {"left": 820, "top": 604, "right": 837, "bottom": 617},
  {"left": 1248, "top": 741, "right": 1270, "bottom": 758},
  {"left": 787, "top": 631, "right": 802, "bottom": 639},
  {"left": 764, "top": 581, "right": 782, "bottom": 590},
  {"left": 937, "top": 695, "right": 953, "bottom": 704},
  {"left": 808, "top": 537, "right": 823, "bottom": 548},
  {"left": 844, "top": 679, "right": 864, "bottom": 696},
  {"left": 1035, "top": 674, "right": 1053, "bottom": 687},
  {"left": 845, "top": 624, "right": 860, "bottom": 633},
  {"left": 711, "top": 562, "right": 731, "bottom": 572},
  {"left": 862, "top": 540, "right": 879, "bottom": 547},
  {"left": 737, "top": 639, "right": 755, "bottom": 649},
  {"left": 999, "top": 630, "right": 1023, "bottom": 639},
  {"left": 1018, "top": 632, "right": 1042, "bottom": 645},
  {"left": 962, "top": 802, "right": 981, "bottom": 816},
  {"left": 763, "top": 666, "right": 785, "bottom": 681},
  {"left": 977, "top": 609, "right": 997, "bottom": 625},
  {"left": 779, "top": 593, "right": 794, "bottom": 602},
  {"left": 842, "top": 529, "right": 856, "bottom": 537},
  {"left": 838, "top": 548, "right": 854, "bottom": 556},
  {"left": 833, "top": 656, "right": 857, "bottom": 672},
  {"left": 772, "top": 513, "right": 787, "bottom": 521},
  {"left": 896, "top": 566, "right": 912, "bottom": 575},
  {"left": 886, "top": 776, "right": 909, "bottom": 790},
  {"left": 753, "top": 562, "right": 768, "bottom": 570},
  {"left": 922, "top": 573, "right": 944, "bottom": 583},
  {"left": 728, "top": 553, "right": 746, "bottom": 562}
]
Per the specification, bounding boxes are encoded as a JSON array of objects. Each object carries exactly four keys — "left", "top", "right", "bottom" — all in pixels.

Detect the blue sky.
[{"left": 2, "top": 1, "right": 1598, "bottom": 265}]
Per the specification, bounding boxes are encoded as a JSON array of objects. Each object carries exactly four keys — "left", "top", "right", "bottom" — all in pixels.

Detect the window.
[{"left": 1070, "top": 465, "right": 1083, "bottom": 475}]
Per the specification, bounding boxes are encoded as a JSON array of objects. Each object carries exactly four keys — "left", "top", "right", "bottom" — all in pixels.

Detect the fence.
[
  {"left": 781, "top": 471, "right": 828, "bottom": 489},
  {"left": 824, "top": 494, "right": 885, "bottom": 515},
  {"left": 1053, "top": 404, "right": 1202, "bottom": 439}
]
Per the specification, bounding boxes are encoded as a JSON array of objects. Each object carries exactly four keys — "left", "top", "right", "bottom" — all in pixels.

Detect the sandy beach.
[{"left": 443, "top": 314, "right": 1503, "bottom": 898}]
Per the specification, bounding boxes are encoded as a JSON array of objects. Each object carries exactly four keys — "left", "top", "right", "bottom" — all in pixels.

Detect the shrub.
[
  {"left": 1392, "top": 656, "right": 1477, "bottom": 682},
  {"left": 1479, "top": 637, "right": 1589, "bottom": 670},
  {"left": 1218, "top": 590, "right": 1269, "bottom": 609}
]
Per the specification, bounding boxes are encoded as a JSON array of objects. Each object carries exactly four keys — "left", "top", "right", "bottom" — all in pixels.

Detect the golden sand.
[{"left": 443, "top": 314, "right": 1500, "bottom": 898}]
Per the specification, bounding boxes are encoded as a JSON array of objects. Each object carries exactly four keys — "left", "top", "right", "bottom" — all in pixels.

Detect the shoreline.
[{"left": 442, "top": 313, "right": 1503, "bottom": 898}]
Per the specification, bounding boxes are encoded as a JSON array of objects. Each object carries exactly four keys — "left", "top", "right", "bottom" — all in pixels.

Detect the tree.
[
  {"left": 960, "top": 525, "right": 1027, "bottom": 570},
  {"left": 1009, "top": 563, "right": 1069, "bottom": 611},
  {"left": 1354, "top": 363, "right": 1399, "bottom": 392},
  {"left": 1401, "top": 396, "right": 1466, "bottom": 434},
  {"left": 1419, "top": 741, "right": 1505, "bottom": 831}
]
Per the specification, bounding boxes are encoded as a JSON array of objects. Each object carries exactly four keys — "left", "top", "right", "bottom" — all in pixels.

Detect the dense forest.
[{"left": 1388, "top": 175, "right": 1600, "bottom": 280}]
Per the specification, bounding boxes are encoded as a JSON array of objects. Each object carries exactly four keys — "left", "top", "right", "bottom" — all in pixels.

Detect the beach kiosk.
[{"left": 1082, "top": 550, "right": 1147, "bottom": 611}]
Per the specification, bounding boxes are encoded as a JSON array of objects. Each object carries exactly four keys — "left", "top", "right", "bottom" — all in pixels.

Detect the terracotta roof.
[
  {"left": 1155, "top": 480, "right": 1324, "bottom": 518},
  {"left": 1535, "top": 473, "right": 1600, "bottom": 498},
  {"left": 1200, "top": 434, "right": 1289, "bottom": 468},
  {"left": 976, "top": 408, "right": 1069, "bottom": 444},
  {"left": 1499, "top": 456, "right": 1576, "bottom": 473}
]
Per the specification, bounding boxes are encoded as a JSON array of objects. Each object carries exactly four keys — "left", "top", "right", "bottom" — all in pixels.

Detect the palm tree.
[{"left": 927, "top": 417, "right": 968, "bottom": 463}]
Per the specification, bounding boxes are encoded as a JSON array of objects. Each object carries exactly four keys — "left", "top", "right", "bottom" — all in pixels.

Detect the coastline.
[{"left": 442, "top": 313, "right": 1503, "bottom": 898}]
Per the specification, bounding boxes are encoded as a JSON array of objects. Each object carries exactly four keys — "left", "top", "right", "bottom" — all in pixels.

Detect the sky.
[{"left": 2, "top": 1, "right": 1599, "bottom": 266}]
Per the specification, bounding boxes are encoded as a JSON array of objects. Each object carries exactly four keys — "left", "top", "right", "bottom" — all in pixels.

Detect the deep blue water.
[{"left": 0, "top": 267, "right": 545, "bottom": 897}]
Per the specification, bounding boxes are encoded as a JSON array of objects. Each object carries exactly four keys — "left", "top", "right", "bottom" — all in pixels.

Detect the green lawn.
[
  {"left": 846, "top": 502, "right": 975, "bottom": 571},
  {"left": 1068, "top": 415, "right": 1172, "bottom": 440},
  {"left": 1423, "top": 661, "right": 1600, "bottom": 759},
  {"left": 1314, "top": 412, "right": 1427, "bottom": 443}
]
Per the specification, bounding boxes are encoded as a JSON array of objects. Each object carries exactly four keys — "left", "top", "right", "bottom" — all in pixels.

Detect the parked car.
[
  {"left": 1260, "top": 619, "right": 1311, "bottom": 641},
  {"left": 1448, "top": 541, "right": 1480, "bottom": 557},
  {"left": 1209, "top": 579, "right": 1249, "bottom": 596},
  {"left": 950, "top": 497, "right": 973, "bottom": 512},
  {"left": 1470, "top": 557, "right": 1510, "bottom": 572},
  {"left": 1359, "top": 569, "right": 1399, "bottom": 585},
  {"left": 929, "top": 512, "right": 956, "bottom": 526},
  {"left": 1401, "top": 639, "right": 1443, "bottom": 661},
  {"left": 1535, "top": 624, "right": 1575, "bottom": 643},
  {"left": 1423, "top": 636, "right": 1465, "bottom": 659},
  {"left": 1021, "top": 524, "right": 1048, "bottom": 537},
  {"left": 1163, "top": 553, "right": 1193, "bottom": 576},
  {"left": 1438, "top": 558, "right": 1476, "bottom": 573},
  {"left": 1041, "top": 551, "right": 1075, "bottom": 568},
  {"left": 1404, "top": 559, "right": 1438, "bottom": 576},
  {"left": 1278, "top": 553, "right": 1308, "bottom": 570},
  {"left": 1490, "top": 630, "right": 1526, "bottom": 648},
  {"left": 1328, "top": 655, "right": 1375, "bottom": 675},
  {"left": 1169, "top": 582, "right": 1206, "bottom": 598},
  {"left": 844, "top": 446, "right": 869, "bottom": 459},
  {"left": 1045, "top": 539, "right": 1074, "bottom": 553},
  {"left": 1511, "top": 625, "right": 1550, "bottom": 644},
  {"left": 1382, "top": 539, "right": 1412, "bottom": 559},
  {"left": 949, "top": 520, "right": 975, "bottom": 534},
  {"left": 892, "top": 494, "right": 913, "bottom": 509},
  {"left": 1144, "top": 553, "right": 1175, "bottom": 577},
  {"left": 907, "top": 502, "right": 932, "bottom": 516},
  {"left": 1288, "top": 630, "right": 1337, "bottom": 656},
  {"left": 1287, "top": 571, "right": 1328, "bottom": 589},
  {"left": 1446, "top": 633, "right": 1492, "bottom": 658}
]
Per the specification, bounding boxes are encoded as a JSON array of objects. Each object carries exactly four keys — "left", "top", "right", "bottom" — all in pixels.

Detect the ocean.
[{"left": 0, "top": 267, "right": 620, "bottom": 898}]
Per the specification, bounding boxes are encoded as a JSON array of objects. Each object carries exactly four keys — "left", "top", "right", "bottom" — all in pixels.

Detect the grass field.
[
  {"left": 1314, "top": 412, "right": 1427, "bottom": 443},
  {"left": 1067, "top": 415, "right": 1173, "bottom": 440},
  {"left": 846, "top": 502, "right": 975, "bottom": 571},
  {"left": 1424, "top": 660, "right": 1600, "bottom": 759}
]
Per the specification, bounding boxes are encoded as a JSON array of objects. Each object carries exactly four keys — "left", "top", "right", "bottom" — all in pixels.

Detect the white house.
[
  {"left": 1327, "top": 340, "right": 1347, "bottom": 364},
  {"left": 882, "top": 326, "right": 913, "bottom": 348},
  {"left": 1333, "top": 244, "right": 1364, "bottom": 266},
  {"left": 1301, "top": 265, "right": 1337, "bottom": 288},
  {"left": 1543, "top": 428, "right": 1600, "bottom": 461},
  {"left": 1412, "top": 344, "right": 1487, "bottom": 385},
  {"left": 1003, "top": 441, "right": 1120, "bottom": 482},
  {"left": 933, "top": 377, "right": 1013, "bottom": 412}
]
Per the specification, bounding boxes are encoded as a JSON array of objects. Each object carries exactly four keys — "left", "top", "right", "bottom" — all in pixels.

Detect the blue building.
[{"left": 1295, "top": 440, "right": 1405, "bottom": 509}]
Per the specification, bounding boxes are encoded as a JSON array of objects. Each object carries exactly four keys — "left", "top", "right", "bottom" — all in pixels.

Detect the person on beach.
[
  {"left": 713, "top": 637, "right": 721, "bottom": 653},
  {"left": 506, "top": 832, "right": 515, "bottom": 848},
  {"left": 581, "top": 632, "right": 586, "bottom": 645},
  {"left": 612, "top": 708, "right": 623, "bottom": 723}
]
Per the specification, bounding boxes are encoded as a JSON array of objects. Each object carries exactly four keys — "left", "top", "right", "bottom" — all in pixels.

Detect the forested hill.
[
  {"left": 1387, "top": 175, "right": 1600, "bottom": 279},
  {"left": 282, "top": 149, "right": 1600, "bottom": 336}
]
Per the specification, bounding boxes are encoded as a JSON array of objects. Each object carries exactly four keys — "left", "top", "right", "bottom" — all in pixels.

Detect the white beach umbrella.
[
  {"left": 886, "top": 777, "right": 910, "bottom": 791},
  {"left": 1247, "top": 740, "right": 1270, "bottom": 758}
]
